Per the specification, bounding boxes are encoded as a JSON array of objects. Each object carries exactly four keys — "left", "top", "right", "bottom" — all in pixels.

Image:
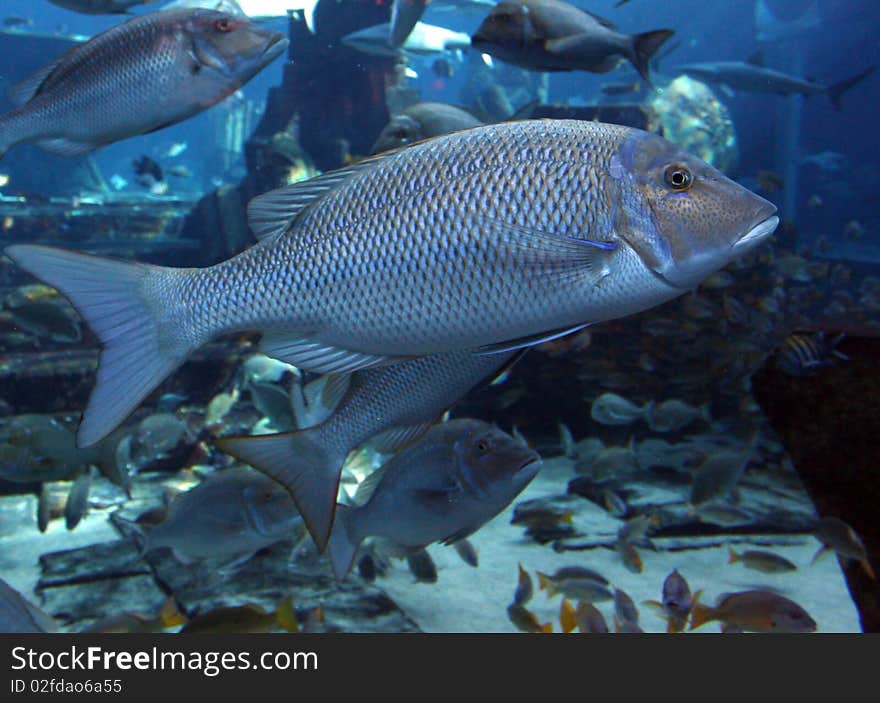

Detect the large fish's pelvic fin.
[
  {"left": 215, "top": 429, "right": 343, "bottom": 552},
  {"left": 2, "top": 245, "right": 194, "bottom": 447}
]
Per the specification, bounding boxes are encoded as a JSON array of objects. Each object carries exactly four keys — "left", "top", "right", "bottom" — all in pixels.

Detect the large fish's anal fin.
[
  {"left": 259, "top": 332, "right": 397, "bottom": 375},
  {"left": 36, "top": 138, "right": 96, "bottom": 158}
]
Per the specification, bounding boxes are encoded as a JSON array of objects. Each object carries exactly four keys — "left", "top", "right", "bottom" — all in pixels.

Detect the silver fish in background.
[
  {"left": 49, "top": 0, "right": 159, "bottom": 13},
  {"left": 371, "top": 102, "right": 483, "bottom": 154},
  {"left": 217, "top": 350, "right": 517, "bottom": 550},
  {"left": 590, "top": 392, "right": 652, "bottom": 426},
  {"left": 342, "top": 21, "right": 471, "bottom": 57},
  {"left": 676, "top": 55, "right": 876, "bottom": 111},
  {"left": 5, "top": 119, "right": 777, "bottom": 456},
  {"left": 0, "top": 578, "right": 57, "bottom": 634},
  {"left": 327, "top": 419, "right": 541, "bottom": 580},
  {"left": 471, "top": 0, "right": 674, "bottom": 86},
  {"left": 0, "top": 9, "right": 287, "bottom": 159},
  {"left": 118, "top": 466, "right": 302, "bottom": 569}
]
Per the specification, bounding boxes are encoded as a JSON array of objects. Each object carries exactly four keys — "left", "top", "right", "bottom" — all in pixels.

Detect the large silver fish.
[
  {"left": 217, "top": 350, "right": 517, "bottom": 550},
  {"left": 327, "top": 419, "right": 541, "bottom": 580},
  {"left": 0, "top": 9, "right": 287, "bottom": 159},
  {"left": 5, "top": 119, "right": 778, "bottom": 452}
]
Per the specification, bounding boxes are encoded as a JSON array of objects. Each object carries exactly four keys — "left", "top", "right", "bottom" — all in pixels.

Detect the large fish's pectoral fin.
[
  {"left": 476, "top": 324, "right": 589, "bottom": 355},
  {"left": 543, "top": 34, "right": 595, "bottom": 63},
  {"left": 259, "top": 332, "right": 395, "bottom": 375},
  {"left": 36, "top": 138, "right": 96, "bottom": 158},
  {"left": 478, "top": 216, "right": 617, "bottom": 282}
]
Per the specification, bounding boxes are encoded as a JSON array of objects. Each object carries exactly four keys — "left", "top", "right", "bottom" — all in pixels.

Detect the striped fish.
[{"left": 775, "top": 332, "right": 848, "bottom": 377}]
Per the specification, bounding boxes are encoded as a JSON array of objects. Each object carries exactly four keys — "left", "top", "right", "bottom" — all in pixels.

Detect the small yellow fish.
[
  {"left": 690, "top": 590, "right": 816, "bottom": 632},
  {"left": 180, "top": 596, "right": 298, "bottom": 634}
]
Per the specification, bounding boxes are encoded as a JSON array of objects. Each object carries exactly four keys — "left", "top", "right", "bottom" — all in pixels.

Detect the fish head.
[
  {"left": 185, "top": 10, "right": 288, "bottom": 82},
  {"left": 453, "top": 421, "right": 541, "bottom": 499},
  {"left": 242, "top": 479, "right": 299, "bottom": 538},
  {"left": 611, "top": 130, "right": 778, "bottom": 290},
  {"left": 471, "top": 1, "right": 535, "bottom": 54},
  {"left": 371, "top": 115, "right": 423, "bottom": 154},
  {"left": 771, "top": 601, "right": 818, "bottom": 633}
]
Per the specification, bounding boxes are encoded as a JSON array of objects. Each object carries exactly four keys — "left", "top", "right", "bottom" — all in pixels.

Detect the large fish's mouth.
[
  {"left": 261, "top": 35, "right": 289, "bottom": 61},
  {"left": 513, "top": 458, "right": 542, "bottom": 484},
  {"left": 733, "top": 212, "right": 779, "bottom": 251}
]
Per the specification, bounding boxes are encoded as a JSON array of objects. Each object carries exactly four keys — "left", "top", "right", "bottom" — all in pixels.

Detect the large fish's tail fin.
[
  {"left": 327, "top": 505, "right": 363, "bottom": 581},
  {"left": 3, "top": 245, "right": 196, "bottom": 447},
  {"left": 215, "top": 429, "right": 344, "bottom": 552},
  {"left": 629, "top": 29, "right": 675, "bottom": 87},
  {"left": 827, "top": 65, "right": 876, "bottom": 111}
]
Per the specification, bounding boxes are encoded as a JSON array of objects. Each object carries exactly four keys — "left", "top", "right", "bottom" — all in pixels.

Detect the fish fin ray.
[
  {"left": 36, "top": 138, "right": 95, "bottom": 157},
  {"left": 247, "top": 151, "right": 403, "bottom": 239},
  {"left": 259, "top": 332, "right": 393, "bottom": 375},
  {"left": 476, "top": 324, "right": 589, "bottom": 355},
  {"left": 3, "top": 245, "right": 190, "bottom": 447}
]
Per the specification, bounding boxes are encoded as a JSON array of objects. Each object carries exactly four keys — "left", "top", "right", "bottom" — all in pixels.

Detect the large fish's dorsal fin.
[
  {"left": 747, "top": 51, "right": 765, "bottom": 67},
  {"left": 583, "top": 10, "right": 617, "bottom": 30},
  {"left": 246, "top": 150, "right": 403, "bottom": 241},
  {"left": 10, "top": 56, "right": 67, "bottom": 106}
]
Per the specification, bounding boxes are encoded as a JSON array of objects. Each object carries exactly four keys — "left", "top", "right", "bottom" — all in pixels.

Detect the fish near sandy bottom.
[
  {"left": 5, "top": 119, "right": 778, "bottom": 456},
  {"left": 121, "top": 467, "right": 302, "bottom": 569},
  {"left": 689, "top": 591, "right": 816, "bottom": 633},
  {"left": 471, "top": 0, "right": 674, "bottom": 86},
  {"left": 217, "top": 349, "right": 517, "bottom": 551},
  {"left": 327, "top": 419, "right": 541, "bottom": 580},
  {"left": 0, "top": 9, "right": 287, "bottom": 159}
]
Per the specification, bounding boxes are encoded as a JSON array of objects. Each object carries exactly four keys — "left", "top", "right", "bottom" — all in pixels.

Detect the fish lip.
[
  {"left": 261, "top": 34, "right": 289, "bottom": 60},
  {"left": 513, "top": 458, "right": 542, "bottom": 483},
  {"left": 733, "top": 213, "right": 779, "bottom": 250}
]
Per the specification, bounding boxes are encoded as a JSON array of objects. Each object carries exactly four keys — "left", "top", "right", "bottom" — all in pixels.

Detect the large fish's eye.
[
  {"left": 214, "top": 18, "right": 233, "bottom": 32},
  {"left": 476, "top": 437, "right": 491, "bottom": 453},
  {"left": 664, "top": 165, "right": 693, "bottom": 191}
]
